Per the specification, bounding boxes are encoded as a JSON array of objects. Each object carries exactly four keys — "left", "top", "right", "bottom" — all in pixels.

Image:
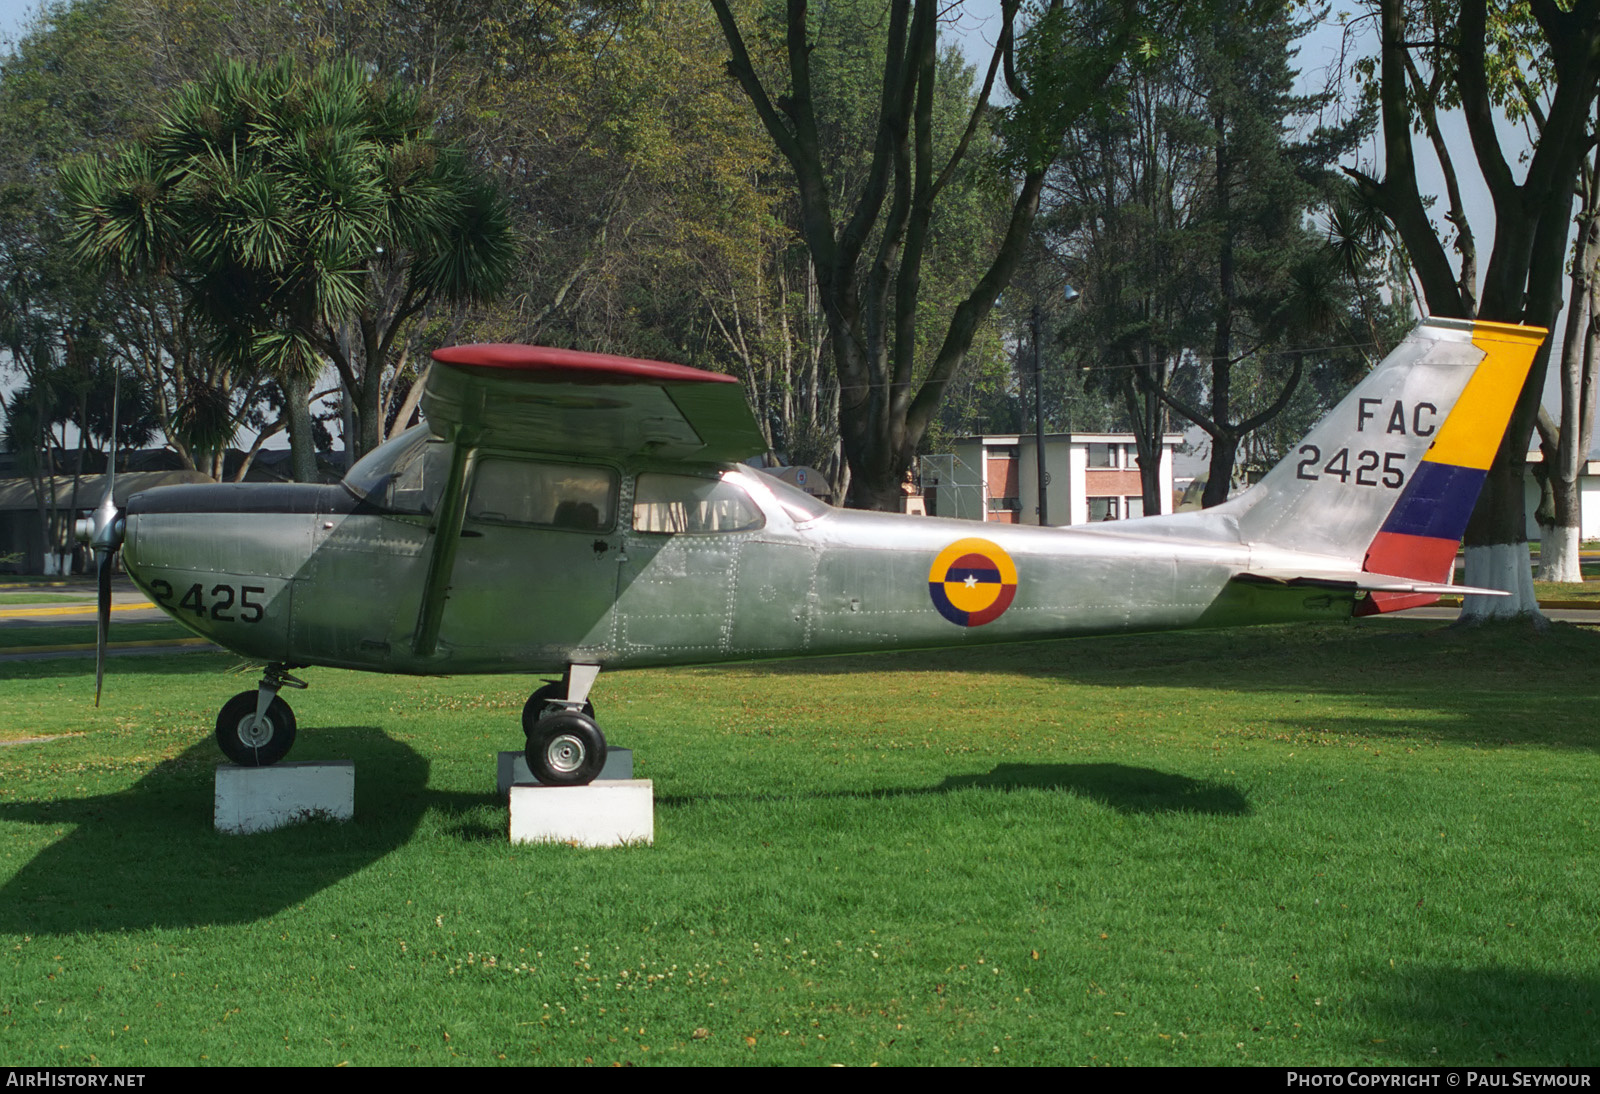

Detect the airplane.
[{"left": 80, "top": 317, "right": 1544, "bottom": 786}]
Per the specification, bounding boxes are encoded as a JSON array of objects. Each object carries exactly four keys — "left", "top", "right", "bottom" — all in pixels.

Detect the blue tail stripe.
[{"left": 1380, "top": 461, "right": 1486, "bottom": 541}]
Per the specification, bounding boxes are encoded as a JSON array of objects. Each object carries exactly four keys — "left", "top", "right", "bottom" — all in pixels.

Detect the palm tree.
[{"left": 63, "top": 58, "right": 516, "bottom": 477}]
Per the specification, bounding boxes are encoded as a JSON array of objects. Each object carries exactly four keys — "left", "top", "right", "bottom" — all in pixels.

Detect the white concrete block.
[
  {"left": 497, "top": 748, "right": 633, "bottom": 797},
  {"left": 509, "top": 780, "right": 654, "bottom": 847},
  {"left": 214, "top": 761, "right": 355, "bottom": 835}
]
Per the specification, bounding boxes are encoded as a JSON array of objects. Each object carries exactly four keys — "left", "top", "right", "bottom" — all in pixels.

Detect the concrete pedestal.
[
  {"left": 497, "top": 748, "right": 633, "bottom": 797},
  {"left": 214, "top": 761, "right": 354, "bottom": 835},
  {"left": 508, "top": 780, "right": 654, "bottom": 847}
]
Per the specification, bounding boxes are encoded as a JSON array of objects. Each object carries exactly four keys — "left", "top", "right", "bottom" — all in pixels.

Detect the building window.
[
  {"left": 1124, "top": 496, "right": 1144, "bottom": 519},
  {"left": 987, "top": 496, "right": 1020, "bottom": 512},
  {"left": 1087, "top": 443, "right": 1115, "bottom": 468},
  {"left": 1088, "top": 496, "right": 1119, "bottom": 521}
]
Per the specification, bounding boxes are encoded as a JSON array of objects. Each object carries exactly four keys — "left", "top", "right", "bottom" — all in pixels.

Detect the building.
[
  {"left": 1520, "top": 448, "right": 1600, "bottom": 540},
  {"left": 931, "top": 432, "right": 1184, "bottom": 526},
  {"left": 0, "top": 446, "right": 307, "bottom": 575},
  {"left": 0, "top": 469, "right": 213, "bottom": 574}
]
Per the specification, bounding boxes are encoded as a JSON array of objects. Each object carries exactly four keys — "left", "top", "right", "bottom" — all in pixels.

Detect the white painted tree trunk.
[
  {"left": 1535, "top": 524, "right": 1583, "bottom": 583},
  {"left": 1459, "top": 543, "right": 1544, "bottom": 622}
]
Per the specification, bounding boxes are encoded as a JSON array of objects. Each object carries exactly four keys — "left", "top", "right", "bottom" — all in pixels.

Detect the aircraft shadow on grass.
[
  {"left": 933, "top": 762, "right": 1250, "bottom": 815},
  {"left": 1358, "top": 965, "right": 1600, "bottom": 1065},
  {"left": 658, "top": 762, "right": 1250, "bottom": 817},
  {"left": 0, "top": 727, "right": 446, "bottom": 936},
  {"left": 746, "top": 622, "right": 1600, "bottom": 752}
]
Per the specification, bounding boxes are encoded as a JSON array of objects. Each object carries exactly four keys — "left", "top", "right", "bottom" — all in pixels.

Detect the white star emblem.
[{"left": 964, "top": 574, "right": 978, "bottom": 588}]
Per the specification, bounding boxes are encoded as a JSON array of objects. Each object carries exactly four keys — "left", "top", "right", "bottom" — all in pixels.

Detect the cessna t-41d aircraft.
[{"left": 82, "top": 317, "right": 1543, "bottom": 786}]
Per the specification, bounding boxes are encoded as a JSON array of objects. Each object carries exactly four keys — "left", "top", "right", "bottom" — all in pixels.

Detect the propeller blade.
[
  {"left": 92, "top": 376, "right": 120, "bottom": 708},
  {"left": 94, "top": 548, "right": 111, "bottom": 707}
]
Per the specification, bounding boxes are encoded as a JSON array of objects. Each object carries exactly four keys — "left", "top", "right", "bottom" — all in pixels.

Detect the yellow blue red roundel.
[{"left": 928, "top": 538, "right": 1018, "bottom": 627}]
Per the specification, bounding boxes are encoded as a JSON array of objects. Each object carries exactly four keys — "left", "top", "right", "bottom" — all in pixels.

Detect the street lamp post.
[
  {"left": 1032, "top": 303, "right": 1047, "bottom": 526},
  {"left": 1034, "top": 283, "right": 1080, "bottom": 527}
]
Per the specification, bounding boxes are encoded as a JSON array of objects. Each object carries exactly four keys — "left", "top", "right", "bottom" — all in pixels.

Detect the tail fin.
[{"left": 1228, "top": 318, "right": 1544, "bottom": 609}]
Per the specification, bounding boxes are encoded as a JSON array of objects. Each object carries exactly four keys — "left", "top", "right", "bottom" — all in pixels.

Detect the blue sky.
[{"left": 0, "top": 0, "right": 38, "bottom": 45}]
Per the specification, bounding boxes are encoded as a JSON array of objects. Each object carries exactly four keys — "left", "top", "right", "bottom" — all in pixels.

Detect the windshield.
[
  {"left": 750, "top": 470, "right": 833, "bottom": 523},
  {"left": 343, "top": 426, "right": 450, "bottom": 514}
]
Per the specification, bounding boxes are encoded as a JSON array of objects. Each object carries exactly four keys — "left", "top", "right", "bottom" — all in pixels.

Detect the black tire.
[
  {"left": 525, "top": 710, "right": 607, "bottom": 786},
  {"left": 522, "top": 682, "right": 595, "bottom": 737},
  {"left": 215, "top": 690, "right": 297, "bottom": 767}
]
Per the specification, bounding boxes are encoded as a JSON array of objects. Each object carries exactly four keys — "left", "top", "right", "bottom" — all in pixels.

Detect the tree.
[
  {"left": 63, "top": 57, "right": 516, "bottom": 471},
  {"left": 1048, "top": 0, "right": 1368, "bottom": 511},
  {"left": 7, "top": 0, "right": 806, "bottom": 486},
  {"left": 703, "top": 5, "right": 1017, "bottom": 498},
  {"left": 0, "top": 0, "right": 324, "bottom": 481},
  {"left": 1345, "top": 0, "right": 1600, "bottom": 618},
  {"left": 1532, "top": 141, "right": 1600, "bottom": 583},
  {"left": 713, "top": 0, "right": 1148, "bottom": 509}
]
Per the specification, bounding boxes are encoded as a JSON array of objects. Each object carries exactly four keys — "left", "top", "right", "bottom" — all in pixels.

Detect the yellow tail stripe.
[{"left": 1422, "top": 321, "right": 1545, "bottom": 471}]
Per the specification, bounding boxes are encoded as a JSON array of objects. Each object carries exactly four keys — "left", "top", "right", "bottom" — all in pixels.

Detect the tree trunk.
[
  {"left": 1536, "top": 152, "right": 1600, "bottom": 583},
  {"left": 1462, "top": 542, "right": 1541, "bottom": 623},
  {"left": 1202, "top": 430, "right": 1239, "bottom": 509},
  {"left": 286, "top": 373, "right": 318, "bottom": 483},
  {"left": 1459, "top": 456, "right": 1541, "bottom": 622},
  {"left": 1121, "top": 357, "right": 1167, "bottom": 515}
]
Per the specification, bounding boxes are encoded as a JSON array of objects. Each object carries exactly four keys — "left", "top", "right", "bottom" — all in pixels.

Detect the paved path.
[
  {"left": 0, "top": 579, "right": 213, "bottom": 659},
  {"left": 0, "top": 580, "right": 167, "bottom": 628}
]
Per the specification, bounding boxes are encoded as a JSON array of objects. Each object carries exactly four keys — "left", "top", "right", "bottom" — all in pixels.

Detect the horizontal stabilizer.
[{"left": 1238, "top": 570, "right": 1509, "bottom": 598}]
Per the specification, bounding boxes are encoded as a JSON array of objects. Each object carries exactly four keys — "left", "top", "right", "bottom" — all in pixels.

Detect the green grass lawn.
[
  {"left": 0, "top": 621, "right": 197, "bottom": 654},
  {"left": 0, "top": 592, "right": 98, "bottom": 605},
  {"left": 1533, "top": 582, "right": 1600, "bottom": 602},
  {"left": 1, "top": 621, "right": 1597, "bottom": 1066}
]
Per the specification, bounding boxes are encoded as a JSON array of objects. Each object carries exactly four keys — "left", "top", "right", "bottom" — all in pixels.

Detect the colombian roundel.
[{"left": 928, "top": 538, "right": 1018, "bottom": 627}]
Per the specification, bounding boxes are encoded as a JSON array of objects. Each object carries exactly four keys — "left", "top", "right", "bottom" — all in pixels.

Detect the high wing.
[
  {"left": 410, "top": 343, "right": 766, "bottom": 657},
  {"left": 423, "top": 344, "right": 767, "bottom": 464}
]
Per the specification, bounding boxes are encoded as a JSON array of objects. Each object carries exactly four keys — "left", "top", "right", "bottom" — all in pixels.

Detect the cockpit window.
[
  {"left": 344, "top": 426, "right": 449, "bottom": 515},
  {"left": 467, "top": 459, "right": 617, "bottom": 531},
  {"left": 633, "top": 472, "right": 764, "bottom": 534}
]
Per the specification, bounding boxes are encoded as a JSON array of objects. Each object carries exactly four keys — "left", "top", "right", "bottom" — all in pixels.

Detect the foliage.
[
  {"left": 1049, "top": 0, "right": 1372, "bottom": 508},
  {"left": 62, "top": 56, "right": 517, "bottom": 465},
  {"left": 0, "top": 0, "right": 297, "bottom": 480}
]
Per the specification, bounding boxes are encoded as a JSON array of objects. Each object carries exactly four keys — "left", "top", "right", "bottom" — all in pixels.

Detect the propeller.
[{"left": 74, "top": 381, "right": 125, "bottom": 707}]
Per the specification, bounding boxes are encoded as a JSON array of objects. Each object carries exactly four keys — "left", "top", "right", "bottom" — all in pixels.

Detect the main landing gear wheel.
[
  {"left": 522, "top": 682, "right": 595, "bottom": 736},
  {"left": 216, "top": 690, "right": 297, "bottom": 766},
  {"left": 525, "top": 710, "right": 607, "bottom": 787}
]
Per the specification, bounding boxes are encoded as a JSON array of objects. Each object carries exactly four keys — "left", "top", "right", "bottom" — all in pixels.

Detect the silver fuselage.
[{"left": 119, "top": 459, "right": 1354, "bottom": 676}]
